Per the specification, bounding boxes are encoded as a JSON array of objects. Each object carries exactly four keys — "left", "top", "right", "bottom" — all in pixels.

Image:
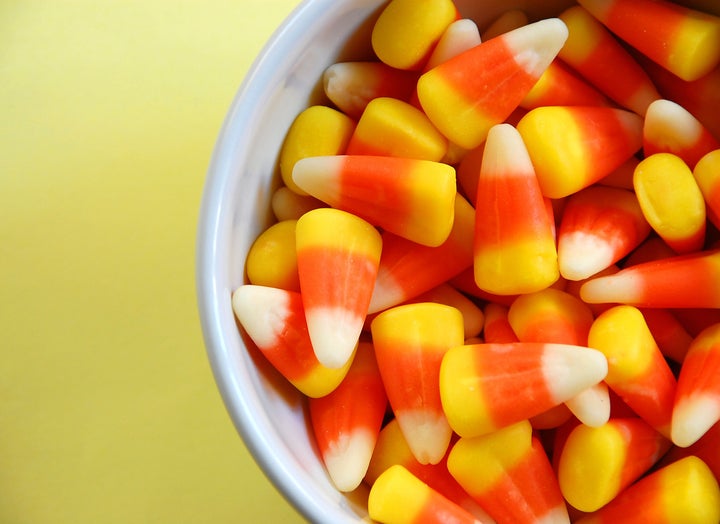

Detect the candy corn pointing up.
[
  {"left": 417, "top": 18, "right": 568, "bottom": 150},
  {"left": 296, "top": 208, "right": 382, "bottom": 369}
]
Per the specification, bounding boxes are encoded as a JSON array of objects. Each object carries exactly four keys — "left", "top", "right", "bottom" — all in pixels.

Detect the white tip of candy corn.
[
  {"left": 559, "top": 232, "right": 617, "bottom": 281},
  {"left": 645, "top": 99, "right": 705, "bottom": 149},
  {"left": 368, "top": 269, "right": 405, "bottom": 314},
  {"left": 580, "top": 272, "right": 641, "bottom": 304},
  {"left": 323, "top": 428, "right": 376, "bottom": 492},
  {"left": 503, "top": 18, "right": 569, "bottom": 78},
  {"left": 395, "top": 409, "right": 453, "bottom": 466},
  {"left": 291, "top": 156, "right": 343, "bottom": 204},
  {"left": 542, "top": 344, "right": 609, "bottom": 404},
  {"left": 231, "top": 285, "right": 290, "bottom": 347},
  {"left": 671, "top": 394, "right": 720, "bottom": 448},
  {"left": 565, "top": 382, "right": 611, "bottom": 428},
  {"left": 305, "top": 306, "right": 362, "bottom": 369}
]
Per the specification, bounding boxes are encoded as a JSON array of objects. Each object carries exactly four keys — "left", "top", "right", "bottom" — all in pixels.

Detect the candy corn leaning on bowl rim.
[{"left": 197, "top": 0, "right": 720, "bottom": 521}]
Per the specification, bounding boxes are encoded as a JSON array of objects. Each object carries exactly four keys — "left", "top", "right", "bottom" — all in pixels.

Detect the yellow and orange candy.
[
  {"left": 520, "top": 59, "right": 611, "bottom": 110},
  {"left": 693, "top": 149, "right": 720, "bottom": 230}
]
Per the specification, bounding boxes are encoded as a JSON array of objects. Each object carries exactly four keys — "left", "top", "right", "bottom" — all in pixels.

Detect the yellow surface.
[{"left": 0, "top": 1, "right": 307, "bottom": 522}]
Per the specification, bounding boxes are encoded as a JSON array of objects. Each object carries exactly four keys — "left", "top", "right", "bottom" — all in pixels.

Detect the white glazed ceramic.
[{"left": 196, "top": 0, "right": 584, "bottom": 522}]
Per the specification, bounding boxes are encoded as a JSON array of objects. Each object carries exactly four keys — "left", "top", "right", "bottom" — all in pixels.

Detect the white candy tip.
[
  {"left": 323, "top": 429, "right": 377, "bottom": 492},
  {"left": 305, "top": 306, "right": 363, "bottom": 369},
  {"left": 672, "top": 395, "right": 720, "bottom": 448},
  {"left": 543, "top": 344, "right": 609, "bottom": 404},
  {"left": 396, "top": 409, "right": 453, "bottom": 466},
  {"left": 559, "top": 232, "right": 616, "bottom": 281}
]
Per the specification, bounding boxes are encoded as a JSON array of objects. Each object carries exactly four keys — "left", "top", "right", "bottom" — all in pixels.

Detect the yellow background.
[{"left": 1, "top": 1, "right": 307, "bottom": 522}]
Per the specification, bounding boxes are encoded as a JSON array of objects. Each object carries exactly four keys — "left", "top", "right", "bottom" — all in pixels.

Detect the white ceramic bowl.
[{"left": 196, "top": 0, "right": 582, "bottom": 521}]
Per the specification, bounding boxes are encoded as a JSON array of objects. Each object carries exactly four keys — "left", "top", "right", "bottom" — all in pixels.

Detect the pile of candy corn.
[{"left": 232, "top": 0, "right": 720, "bottom": 521}]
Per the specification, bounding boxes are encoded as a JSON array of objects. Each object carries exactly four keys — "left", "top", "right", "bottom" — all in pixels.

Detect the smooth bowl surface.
[{"left": 197, "top": 0, "right": 574, "bottom": 522}]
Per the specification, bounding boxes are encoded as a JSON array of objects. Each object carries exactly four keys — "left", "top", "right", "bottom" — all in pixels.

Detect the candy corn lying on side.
[{"left": 230, "top": 0, "right": 720, "bottom": 520}]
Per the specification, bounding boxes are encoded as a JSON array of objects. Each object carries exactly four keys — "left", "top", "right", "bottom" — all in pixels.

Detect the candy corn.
[
  {"left": 520, "top": 59, "right": 612, "bottom": 110},
  {"left": 557, "top": 185, "right": 651, "bottom": 281},
  {"left": 634, "top": 153, "right": 706, "bottom": 254},
  {"left": 439, "top": 342, "right": 607, "bottom": 438},
  {"left": 417, "top": 18, "right": 568, "bottom": 150},
  {"left": 473, "top": 123, "right": 559, "bottom": 295},
  {"left": 371, "top": 303, "right": 463, "bottom": 465},
  {"left": 448, "top": 420, "right": 570, "bottom": 524},
  {"left": 368, "top": 465, "right": 483, "bottom": 524},
  {"left": 231, "top": 285, "right": 353, "bottom": 398},
  {"left": 693, "top": 149, "right": 720, "bottom": 230},
  {"left": 557, "top": 417, "right": 672, "bottom": 512},
  {"left": 558, "top": 5, "right": 661, "bottom": 115},
  {"left": 309, "top": 342, "right": 387, "bottom": 492},
  {"left": 578, "top": 0, "right": 720, "bottom": 82},
  {"left": 671, "top": 323, "right": 720, "bottom": 447},
  {"left": 581, "top": 249, "right": 720, "bottom": 308},
  {"left": 371, "top": 0, "right": 459, "bottom": 71},
  {"left": 516, "top": 105, "right": 643, "bottom": 199},
  {"left": 292, "top": 155, "right": 456, "bottom": 247},
  {"left": 574, "top": 456, "right": 720, "bottom": 524},
  {"left": 587, "top": 305, "right": 677, "bottom": 438},
  {"left": 245, "top": 220, "right": 300, "bottom": 292},
  {"left": 296, "top": 208, "right": 381, "bottom": 369}
]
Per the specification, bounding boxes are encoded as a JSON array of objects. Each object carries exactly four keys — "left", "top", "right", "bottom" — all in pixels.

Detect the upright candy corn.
[
  {"left": 557, "top": 417, "right": 672, "bottom": 512},
  {"left": 322, "top": 61, "right": 419, "bottom": 119},
  {"left": 574, "top": 456, "right": 720, "bottom": 524},
  {"left": 278, "top": 105, "right": 355, "bottom": 195},
  {"left": 296, "top": 208, "right": 382, "bottom": 369},
  {"left": 417, "top": 18, "right": 568, "bottom": 150},
  {"left": 473, "top": 123, "right": 559, "bottom": 295},
  {"left": 309, "top": 342, "right": 387, "bottom": 492},
  {"left": 292, "top": 155, "right": 456, "bottom": 247},
  {"left": 693, "top": 149, "right": 720, "bottom": 229},
  {"left": 371, "top": 303, "right": 463, "bottom": 465},
  {"left": 671, "top": 323, "right": 720, "bottom": 448},
  {"left": 346, "top": 97, "right": 448, "bottom": 161},
  {"left": 368, "top": 194, "right": 475, "bottom": 314},
  {"left": 371, "top": 0, "right": 459, "bottom": 71},
  {"left": 643, "top": 99, "right": 720, "bottom": 169},
  {"left": 448, "top": 420, "right": 570, "bottom": 524},
  {"left": 557, "top": 185, "right": 651, "bottom": 281},
  {"left": 557, "top": 5, "right": 661, "bottom": 115},
  {"left": 368, "top": 465, "right": 484, "bottom": 524},
  {"left": 231, "top": 285, "right": 353, "bottom": 398},
  {"left": 634, "top": 153, "right": 706, "bottom": 254},
  {"left": 581, "top": 249, "right": 720, "bottom": 308},
  {"left": 587, "top": 305, "right": 677, "bottom": 438},
  {"left": 578, "top": 0, "right": 720, "bottom": 82},
  {"left": 516, "top": 105, "right": 643, "bottom": 198},
  {"left": 439, "top": 342, "right": 608, "bottom": 438}
]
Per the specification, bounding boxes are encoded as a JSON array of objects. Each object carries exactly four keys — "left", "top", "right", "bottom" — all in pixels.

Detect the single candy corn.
[
  {"left": 245, "top": 220, "right": 300, "bottom": 292},
  {"left": 520, "top": 59, "right": 612, "bottom": 110},
  {"left": 369, "top": 194, "right": 475, "bottom": 314},
  {"left": 371, "top": 303, "right": 463, "bottom": 465},
  {"left": 557, "top": 5, "right": 661, "bottom": 115},
  {"left": 448, "top": 420, "right": 570, "bottom": 524},
  {"left": 694, "top": 149, "right": 720, "bottom": 230},
  {"left": 482, "top": 302, "right": 519, "bottom": 343},
  {"left": 574, "top": 456, "right": 720, "bottom": 524},
  {"left": 578, "top": 0, "right": 720, "bottom": 82},
  {"left": 581, "top": 249, "right": 720, "bottom": 309},
  {"left": 557, "top": 417, "right": 672, "bottom": 512},
  {"left": 439, "top": 342, "right": 608, "bottom": 438},
  {"left": 473, "top": 123, "right": 559, "bottom": 295},
  {"left": 516, "top": 105, "right": 643, "bottom": 199},
  {"left": 587, "top": 305, "right": 677, "bottom": 438},
  {"left": 371, "top": 0, "right": 459, "bottom": 71},
  {"left": 508, "top": 288, "right": 609, "bottom": 427},
  {"left": 672, "top": 323, "right": 720, "bottom": 447},
  {"left": 644, "top": 99, "right": 720, "bottom": 169},
  {"left": 346, "top": 97, "right": 448, "bottom": 161},
  {"left": 365, "top": 419, "right": 494, "bottom": 521},
  {"left": 296, "top": 208, "right": 382, "bottom": 369},
  {"left": 231, "top": 285, "right": 353, "bottom": 398},
  {"left": 309, "top": 342, "right": 387, "bottom": 492},
  {"left": 424, "top": 18, "right": 482, "bottom": 71},
  {"left": 417, "top": 18, "right": 568, "bottom": 150},
  {"left": 368, "top": 465, "right": 483, "bottom": 524},
  {"left": 557, "top": 185, "right": 651, "bottom": 281},
  {"left": 292, "top": 155, "right": 456, "bottom": 247},
  {"left": 322, "top": 61, "right": 419, "bottom": 120},
  {"left": 278, "top": 105, "right": 355, "bottom": 195},
  {"left": 271, "top": 186, "right": 325, "bottom": 222},
  {"left": 634, "top": 153, "right": 706, "bottom": 254}
]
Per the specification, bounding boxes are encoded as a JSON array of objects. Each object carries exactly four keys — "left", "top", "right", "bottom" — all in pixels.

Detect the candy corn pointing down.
[{"left": 296, "top": 208, "right": 382, "bottom": 369}]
